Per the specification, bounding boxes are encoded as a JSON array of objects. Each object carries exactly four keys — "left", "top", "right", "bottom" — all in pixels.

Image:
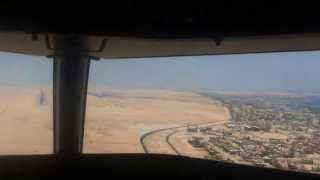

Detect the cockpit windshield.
[{"left": 84, "top": 51, "right": 320, "bottom": 174}]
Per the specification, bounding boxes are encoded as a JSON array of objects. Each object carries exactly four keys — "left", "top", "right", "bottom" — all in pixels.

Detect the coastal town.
[{"left": 188, "top": 94, "right": 320, "bottom": 174}]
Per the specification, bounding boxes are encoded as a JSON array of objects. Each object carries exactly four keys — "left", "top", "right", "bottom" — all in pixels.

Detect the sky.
[
  {"left": 0, "top": 51, "right": 320, "bottom": 92},
  {"left": 0, "top": 52, "right": 52, "bottom": 87},
  {"left": 90, "top": 51, "right": 320, "bottom": 92}
]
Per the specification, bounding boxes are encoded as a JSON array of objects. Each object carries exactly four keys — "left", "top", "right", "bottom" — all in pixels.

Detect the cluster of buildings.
[
  {"left": 228, "top": 99, "right": 320, "bottom": 131},
  {"left": 189, "top": 126, "right": 320, "bottom": 173},
  {"left": 187, "top": 96, "right": 320, "bottom": 174}
]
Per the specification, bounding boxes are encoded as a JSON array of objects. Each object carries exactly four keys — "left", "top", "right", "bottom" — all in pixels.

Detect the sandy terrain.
[
  {"left": 0, "top": 86, "right": 230, "bottom": 156},
  {"left": 83, "top": 89, "right": 230, "bottom": 154},
  {"left": 0, "top": 87, "right": 52, "bottom": 154},
  {"left": 143, "top": 129, "right": 178, "bottom": 155},
  {"left": 170, "top": 131, "right": 209, "bottom": 158}
]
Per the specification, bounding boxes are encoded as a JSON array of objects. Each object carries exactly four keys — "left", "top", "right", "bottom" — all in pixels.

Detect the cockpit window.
[
  {"left": 0, "top": 52, "right": 52, "bottom": 154},
  {"left": 84, "top": 51, "right": 320, "bottom": 174}
]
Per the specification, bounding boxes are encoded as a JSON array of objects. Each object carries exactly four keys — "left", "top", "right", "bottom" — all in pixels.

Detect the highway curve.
[{"left": 140, "top": 121, "right": 227, "bottom": 155}]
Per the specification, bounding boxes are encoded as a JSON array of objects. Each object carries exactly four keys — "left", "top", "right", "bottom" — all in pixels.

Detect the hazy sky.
[
  {"left": 0, "top": 52, "right": 52, "bottom": 86},
  {"left": 90, "top": 51, "right": 320, "bottom": 92},
  {"left": 0, "top": 51, "right": 320, "bottom": 92}
]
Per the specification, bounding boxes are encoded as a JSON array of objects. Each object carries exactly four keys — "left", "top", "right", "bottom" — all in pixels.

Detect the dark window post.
[{"left": 52, "top": 35, "right": 90, "bottom": 156}]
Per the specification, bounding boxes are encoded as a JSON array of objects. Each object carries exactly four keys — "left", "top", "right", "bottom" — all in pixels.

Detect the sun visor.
[{"left": 1, "top": 32, "right": 320, "bottom": 59}]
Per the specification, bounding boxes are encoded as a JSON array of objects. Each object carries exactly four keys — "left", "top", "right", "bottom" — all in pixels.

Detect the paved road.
[{"left": 140, "top": 120, "right": 227, "bottom": 155}]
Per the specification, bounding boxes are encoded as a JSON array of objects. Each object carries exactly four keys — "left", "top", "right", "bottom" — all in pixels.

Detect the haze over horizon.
[
  {"left": 91, "top": 51, "right": 320, "bottom": 93},
  {"left": 0, "top": 51, "right": 320, "bottom": 93}
]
